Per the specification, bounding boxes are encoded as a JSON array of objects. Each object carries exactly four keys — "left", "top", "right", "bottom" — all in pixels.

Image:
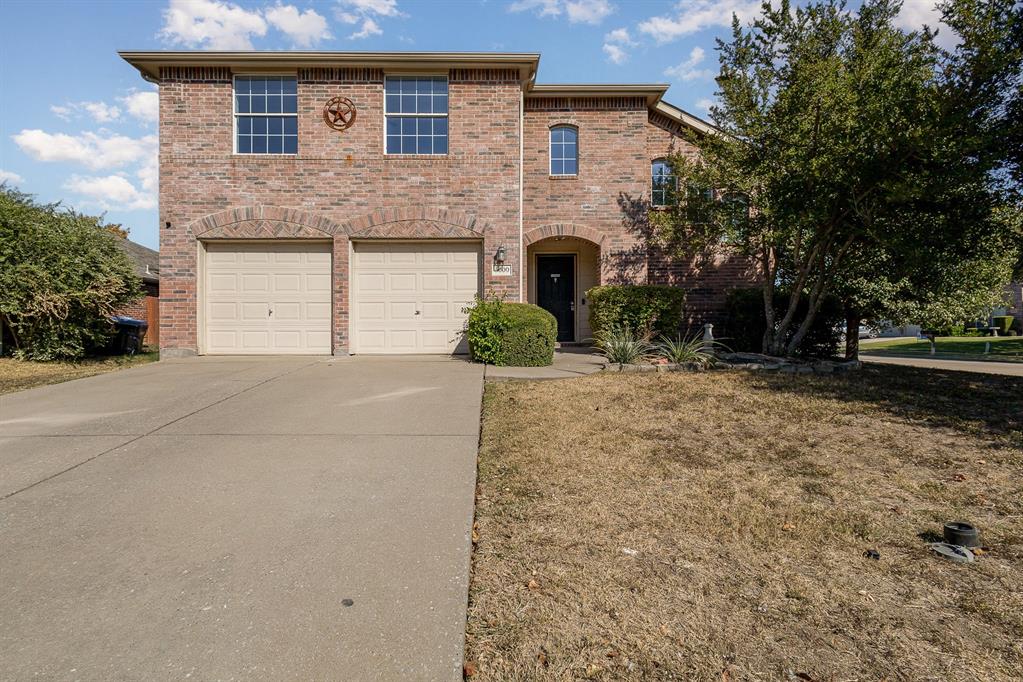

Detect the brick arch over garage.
[
  {"left": 190, "top": 205, "right": 342, "bottom": 239},
  {"left": 337, "top": 206, "right": 488, "bottom": 239},
  {"left": 524, "top": 223, "right": 605, "bottom": 247}
]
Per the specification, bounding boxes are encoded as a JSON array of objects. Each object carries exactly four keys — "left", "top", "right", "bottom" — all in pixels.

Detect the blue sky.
[{"left": 0, "top": 0, "right": 943, "bottom": 249}]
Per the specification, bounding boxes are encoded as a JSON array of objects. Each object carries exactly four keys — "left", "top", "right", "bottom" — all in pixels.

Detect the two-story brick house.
[{"left": 120, "top": 51, "right": 758, "bottom": 357}]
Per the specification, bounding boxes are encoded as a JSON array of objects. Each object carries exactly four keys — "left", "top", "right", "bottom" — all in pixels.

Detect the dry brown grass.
[
  {"left": 0, "top": 353, "right": 158, "bottom": 395},
  {"left": 466, "top": 365, "right": 1023, "bottom": 681}
]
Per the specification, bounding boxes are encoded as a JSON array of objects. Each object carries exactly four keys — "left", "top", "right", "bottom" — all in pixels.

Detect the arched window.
[
  {"left": 550, "top": 126, "right": 578, "bottom": 176},
  {"left": 651, "top": 159, "right": 675, "bottom": 206}
]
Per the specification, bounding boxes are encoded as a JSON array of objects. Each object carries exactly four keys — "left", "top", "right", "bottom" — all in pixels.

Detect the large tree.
[
  {"left": 0, "top": 186, "right": 141, "bottom": 360},
  {"left": 651, "top": 0, "right": 1022, "bottom": 357}
]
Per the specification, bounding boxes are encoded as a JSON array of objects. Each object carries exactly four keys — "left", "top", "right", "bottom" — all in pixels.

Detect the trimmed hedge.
[
  {"left": 587, "top": 285, "right": 686, "bottom": 338},
  {"left": 466, "top": 299, "right": 556, "bottom": 367},
  {"left": 722, "top": 287, "right": 843, "bottom": 358}
]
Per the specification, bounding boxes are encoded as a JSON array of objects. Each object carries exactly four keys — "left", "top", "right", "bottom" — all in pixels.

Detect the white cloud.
[
  {"left": 665, "top": 46, "right": 715, "bottom": 81},
  {"left": 565, "top": 0, "right": 613, "bottom": 24},
  {"left": 119, "top": 90, "right": 160, "bottom": 123},
  {"left": 265, "top": 3, "right": 332, "bottom": 47},
  {"left": 0, "top": 169, "right": 25, "bottom": 185},
  {"left": 159, "top": 0, "right": 268, "bottom": 49},
  {"left": 12, "top": 130, "right": 157, "bottom": 171},
  {"left": 337, "top": 0, "right": 402, "bottom": 17},
  {"left": 349, "top": 17, "right": 382, "bottom": 39},
  {"left": 49, "top": 101, "right": 122, "bottom": 123},
  {"left": 64, "top": 174, "right": 156, "bottom": 211},
  {"left": 510, "top": 0, "right": 613, "bottom": 24},
  {"left": 639, "top": 0, "right": 760, "bottom": 44},
  {"left": 695, "top": 97, "right": 715, "bottom": 114},
  {"left": 82, "top": 101, "right": 122, "bottom": 123},
  {"left": 508, "top": 0, "right": 561, "bottom": 18},
  {"left": 335, "top": 0, "right": 402, "bottom": 37},
  {"left": 895, "top": 0, "right": 957, "bottom": 48},
  {"left": 603, "top": 43, "right": 627, "bottom": 64},
  {"left": 602, "top": 26, "right": 634, "bottom": 64}
]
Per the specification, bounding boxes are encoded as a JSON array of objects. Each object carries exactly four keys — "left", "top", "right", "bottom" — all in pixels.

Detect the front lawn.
[
  {"left": 861, "top": 336, "right": 1023, "bottom": 362},
  {"left": 466, "top": 367, "right": 1023, "bottom": 680},
  {"left": 0, "top": 352, "right": 158, "bottom": 395}
]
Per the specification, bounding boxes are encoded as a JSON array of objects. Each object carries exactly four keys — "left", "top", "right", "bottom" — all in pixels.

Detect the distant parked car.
[{"left": 858, "top": 325, "right": 879, "bottom": 339}]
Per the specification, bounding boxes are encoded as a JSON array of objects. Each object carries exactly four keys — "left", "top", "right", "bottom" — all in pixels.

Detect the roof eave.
[
  {"left": 653, "top": 100, "right": 720, "bottom": 136},
  {"left": 526, "top": 83, "right": 669, "bottom": 107},
  {"left": 118, "top": 51, "right": 541, "bottom": 83}
]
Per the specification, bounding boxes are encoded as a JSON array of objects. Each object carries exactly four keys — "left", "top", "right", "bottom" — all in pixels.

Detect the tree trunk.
[{"left": 844, "top": 308, "right": 860, "bottom": 360}]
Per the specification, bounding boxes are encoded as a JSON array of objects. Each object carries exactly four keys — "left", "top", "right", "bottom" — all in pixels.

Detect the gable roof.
[{"left": 117, "top": 238, "right": 159, "bottom": 284}]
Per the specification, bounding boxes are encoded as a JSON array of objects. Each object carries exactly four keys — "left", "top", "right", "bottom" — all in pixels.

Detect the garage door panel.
[
  {"left": 452, "top": 273, "right": 478, "bottom": 292},
  {"left": 420, "top": 301, "right": 448, "bottom": 319},
  {"left": 352, "top": 242, "right": 480, "bottom": 354},
  {"left": 307, "top": 301, "right": 332, "bottom": 320},
  {"left": 307, "top": 273, "right": 331, "bottom": 292},
  {"left": 208, "top": 273, "right": 238, "bottom": 294},
  {"left": 241, "top": 251, "right": 271, "bottom": 264},
  {"left": 241, "top": 302, "right": 267, "bottom": 320},
  {"left": 421, "top": 273, "right": 449, "bottom": 291},
  {"left": 203, "top": 242, "right": 331, "bottom": 355},
  {"left": 358, "top": 272, "right": 386, "bottom": 292},
  {"left": 273, "top": 273, "right": 301, "bottom": 292},
  {"left": 391, "top": 273, "right": 416, "bottom": 291}
]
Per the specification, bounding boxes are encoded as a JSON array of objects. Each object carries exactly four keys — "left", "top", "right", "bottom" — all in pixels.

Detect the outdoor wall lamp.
[{"left": 494, "top": 245, "right": 507, "bottom": 264}]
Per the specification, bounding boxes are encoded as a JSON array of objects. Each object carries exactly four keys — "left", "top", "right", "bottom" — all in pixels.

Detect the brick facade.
[{"left": 142, "top": 53, "right": 758, "bottom": 355}]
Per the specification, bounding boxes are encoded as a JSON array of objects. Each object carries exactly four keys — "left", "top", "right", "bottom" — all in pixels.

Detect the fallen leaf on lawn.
[
  {"left": 527, "top": 579, "right": 540, "bottom": 591},
  {"left": 606, "top": 650, "right": 619, "bottom": 658},
  {"left": 585, "top": 663, "right": 602, "bottom": 677},
  {"left": 463, "top": 660, "right": 478, "bottom": 678},
  {"left": 782, "top": 523, "right": 796, "bottom": 531},
  {"left": 472, "top": 522, "right": 480, "bottom": 544}
]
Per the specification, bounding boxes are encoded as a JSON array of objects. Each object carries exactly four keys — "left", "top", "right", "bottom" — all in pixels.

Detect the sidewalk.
[{"left": 485, "top": 347, "right": 605, "bottom": 380}]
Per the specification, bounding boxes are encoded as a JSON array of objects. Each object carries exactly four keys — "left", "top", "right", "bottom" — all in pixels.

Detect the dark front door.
[{"left": 537, "top": 255, "right": 575, "bottom": 342}]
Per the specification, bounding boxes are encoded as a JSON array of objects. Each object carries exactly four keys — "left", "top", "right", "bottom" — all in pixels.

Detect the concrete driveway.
[{"left": 0, "top": 356, "right": 483, "bottom": 680}]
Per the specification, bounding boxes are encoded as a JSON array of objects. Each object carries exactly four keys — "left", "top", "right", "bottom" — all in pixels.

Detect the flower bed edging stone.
[{"left": 600, "top": 355, "right": 862, "bottom": 375}]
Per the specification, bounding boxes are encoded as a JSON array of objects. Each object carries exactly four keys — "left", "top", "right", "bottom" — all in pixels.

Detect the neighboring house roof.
[
  {"left": 118, "top": 238, "right": 160, "bottom": 284},
  {"left": 118, "top": 50, "right": 715, "bottom": 136}
]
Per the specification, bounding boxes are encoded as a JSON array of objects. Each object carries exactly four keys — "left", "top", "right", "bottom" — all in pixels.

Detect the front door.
[{"left": 537, "top": 255, "right": 575, "bottom": 342}]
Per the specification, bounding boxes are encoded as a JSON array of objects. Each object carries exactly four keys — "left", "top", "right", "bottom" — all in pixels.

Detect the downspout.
[{"left": 519, "top": 86, "right": 525, "bottom": 302}]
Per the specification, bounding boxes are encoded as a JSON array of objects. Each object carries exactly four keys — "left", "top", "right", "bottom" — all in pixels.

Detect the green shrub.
[
  {"left": 992, "top": 315, "right": 1014, "bottom": 334},
  {"left": 0, "top": 187, "right": 141, "bottom": 360},
  {"left": 465, "top": 298, "right": 556, "bottom": 367},
  {"left": 587, "top": 285, "right": 686, "bottom": 338},
  {"left": 722, "top": 287, "right": 843, "bottom": 358}
]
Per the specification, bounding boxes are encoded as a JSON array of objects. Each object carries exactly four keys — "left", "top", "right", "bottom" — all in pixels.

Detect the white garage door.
[
  {"left": 352, "top": 241, "right": 481, "bottom": 354},
  {"left": 203, "top": 242, "right": 332, "bottom": 355}
]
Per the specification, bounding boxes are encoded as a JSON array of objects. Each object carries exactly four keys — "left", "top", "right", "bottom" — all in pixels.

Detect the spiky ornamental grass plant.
[
  {"left": 592, "top": 327, "right": 654, "bottom": 365},
  {"left": 655, "top": 335, "right": 725, "bottom": 368}
]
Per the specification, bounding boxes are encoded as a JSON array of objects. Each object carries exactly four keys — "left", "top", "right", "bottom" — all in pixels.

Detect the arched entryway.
[{"left": 525, "top": 228, "right": 603, "bottom": 343}]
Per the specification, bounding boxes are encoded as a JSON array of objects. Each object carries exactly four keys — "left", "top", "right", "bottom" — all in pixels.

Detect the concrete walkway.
[
  {"left": 485, "top": 347, "right": 605, "bottom": 380},
  {"left": 0, "top": 356, "right": 483, "bottom": 680},
  {"left": 862, "top": 354, "right": 1023, "bottom": 376}
]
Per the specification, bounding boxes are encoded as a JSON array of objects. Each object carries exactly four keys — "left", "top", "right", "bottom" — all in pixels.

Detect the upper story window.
[
  {"left": 651, "top": 159, "right": 675, "bottom": 206},
  {"left": 234, "top": 76, "right": 298, "bottom": 155},
  {"left": 549, "top": 126, "right": 578, "bottom": 176},
  {"left": 385, "top": 76, "right": 449, "bottom": 155}
]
